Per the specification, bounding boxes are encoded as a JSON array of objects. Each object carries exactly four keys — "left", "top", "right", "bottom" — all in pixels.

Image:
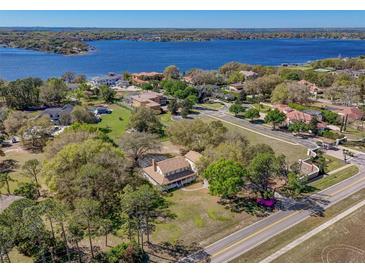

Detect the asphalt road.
[
  {"left": 197, "top": 107, "right": 318, "bottom": 150},
  {"left": 202, "top": 154, "right": 365, "bottom": 263}
]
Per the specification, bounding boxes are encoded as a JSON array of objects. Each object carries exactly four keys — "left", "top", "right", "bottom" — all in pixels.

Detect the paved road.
[
  {"left": 200, "top": 153, "right": 365, "bottom": 263},
  {"left": 197, "top": 107, "right": 318, "bottom": 150}
]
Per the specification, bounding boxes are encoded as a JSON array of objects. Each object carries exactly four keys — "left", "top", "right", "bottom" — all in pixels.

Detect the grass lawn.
[
  {"left": 8, "top": 248, "right": 33, "bottom": 263},
  {"left": 202, "top": 116, "right": 307, "bottom": 164},
  {"left": 1, "top": 147, "right": 46, "bottom": 193},
  {"left": 253, "top": 103, "right": 271, "bottom": 113},
  {"left": 310, "top": 165, "right": 359, "bottom": 191},
  {"left": 274, "top": 205, "right": 365, "bottom": 262},
  {"left": 151, "top": 185, "right": 260, "bottom": 247},
  {"left": 232, "top": 187, "right": 365, "bottom": 262},
  {"left": 160, "top": 112, "right": 173, "bottom": 127},
  {"left": 198, "top": 102, "right": 224, "bottom": 110},
  {"left": 324, "top": 154, "right": 346, "bottom": 173},
  {"left": 91, "top": 104, "right": 131, "bottom": 142}
]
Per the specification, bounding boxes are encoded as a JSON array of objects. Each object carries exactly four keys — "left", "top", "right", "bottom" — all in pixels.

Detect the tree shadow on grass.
[
  {"left": 147, "top": 240, "right": 210, "bottom": 263},
  {"left": 218, "top": 196, "right": 271, "bottom": 217}
]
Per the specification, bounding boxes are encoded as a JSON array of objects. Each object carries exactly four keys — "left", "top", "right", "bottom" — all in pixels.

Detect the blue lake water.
[{"left": 1, "top": 39, "right": 365, "bottom": 80}]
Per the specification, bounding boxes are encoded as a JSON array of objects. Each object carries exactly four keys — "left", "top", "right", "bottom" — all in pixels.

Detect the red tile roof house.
[
  {"left": 142, "top": 151, "right": 202, "bottom": 191},
  {"left": 337, "top": 107, "right": 364, "bottom": 122},
  {"left": 274, "top": 104, "right": 326, "bottom": 131},
  {"left": 298, "top": 80, "right": 322, "bottom": 95},
  {"left": 131, "top": 72, "right": 164, "bottom": 85}
]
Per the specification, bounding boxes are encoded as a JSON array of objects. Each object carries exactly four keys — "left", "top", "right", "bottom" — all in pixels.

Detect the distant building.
[
  {"left": 90, "top": 72, "right": 129, "bottom": 88},
  {"left": 337, "top": 107, "right": 364, "bottom": 122},
  {"left": 142, "top": 155, "right": 198, "bottom": 191},
  {"left": 42, "top": 104, "right": 74, "bottom": 125},
  {"left": 131, "top": 72, "right": 164, "bottom": 85},
  {"left": 228, "top": 83, "right": 244, "bottom": 93},
  {"left": 240, "top": 70, "right": 258, "bottom": 80},
  {"left": 131, "top": 91, "right": 167, "bottom": 113},
  {"left": 93, "top": 106, "right": 112, "bottom": 115},
  {"left": 298, "top": 80, "right": 322, "bottom": 95}
]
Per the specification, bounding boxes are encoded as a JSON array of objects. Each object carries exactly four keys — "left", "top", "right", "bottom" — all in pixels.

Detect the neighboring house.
[
  {"left": 90, "top": 72, "right": 129, "bottom": 88},
  {"left": 183, "top": 75, "right": 194, "bottom": 84},
  {"left": 42, "top": 104, "right": 74, "bottom": 125},
  {"left": 184, "top": 150, "right": 202, "bottom": 172},
  {"left": 131, "top": 91, "right": 167, "bottom": 113},
  {"left": 274, "top": 104, "right": 326, "bottom": 130},
  {"left": 93, "top": 106, "right": 112, "bottom": 115},
  {"left": 274, "top": 104, "right": 294, "bottom": 114},
  {"left": 240, "top": 70, "right": 258, "bottom": 79},
  {"left": 337, "top": 107, "right": 364, "bottom": 122},
  {"left": 228, "top": 83, "right": 244, "bottom": 93},
  {"left": 334, "top": 69, "right": 365, "bottom": 78},
  {"left": 302, "top": 109, "right": 323, "bottom": 121},
  {"left": 298, "top": 80, "right": 322, "bottom": 94},
  {"left": 142, "top": 156, "right": 198, "bottom": 190},
  {"left": 131, "top": 72, "right": 164, "bottom": 85}
]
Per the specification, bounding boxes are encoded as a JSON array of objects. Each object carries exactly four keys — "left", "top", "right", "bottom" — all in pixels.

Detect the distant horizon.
[{"left": 1, "top": 11, "right": 365, "bottom": 28}]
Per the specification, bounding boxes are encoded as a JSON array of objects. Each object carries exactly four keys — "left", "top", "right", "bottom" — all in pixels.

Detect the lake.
[{"left": 1, "top": 39, "right": 365, "bottom": 80}]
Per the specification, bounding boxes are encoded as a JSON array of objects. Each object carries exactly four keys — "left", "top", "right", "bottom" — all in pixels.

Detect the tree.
[
  {"left": 204, "top": 159, "right": 246, "bottom": 198},
  {"left": 119, "top": 185, "right": 169, "bottom": 248},
  {"left": 227, "top": 71, "right": 245, "bottom": 84},
  {"left": 284, "top": 172, "right": 308, "bottom": 198},
  {"left": 288, "top": 121, "right": 309, "bottom": 134},
  {"left": 167, "top": 98, "right": 179, "bottom": 115},
  {"left": 321, "top": 110, "right": 339, "bottom": 125},
  {"left": 71, "top": 106, "right": 98, "bottom": 124},
  {"left": 247, "top": 152, "right": 285, "bottom": 198},
  {"left": 14, "top": 182, "right": 39, "bottom": 200},
  {"left": 20, "top": 115, "right": 53, "bottom": 152},
  {"left": 244, "top": 108, "right": 260, "bottom": 121},
  {"left": 167, "top": 119, "right": 227, "bottom": 152},
  {"left": 43, "top": 139, "right": 126, "bottom": 215},
  {"left": 264, "top": 109, "right": 286, "bottom": 130},
  {"left": 99, "top": 85, "right": 116, "bottom": 103},
  {"left": 22, "top": 159, "right": 42, "bottom": 197},
  {"left": 68, "top": 219, "right": 84, "bottom": 262},
  {"left": 40, "top": 78, "right": 68, "bottom": 106},
  {"left": 128, "top": 107, "right": 163, "bottom": 135},
  {"left": 163, "top": 65, "right": 180, "bottom": 80},
  {"left": 0, "top": 225, "right": 14, "bottom": 263},
  {"left": 271, "top": 82, "right": 289, "bottom": 104},
  {"left": 3, "top": 111, "right": 29, "bottom": 136},
  {"left": 120, "top": 132, "right": 161, "bottom": 166},
  {"left": 229, "top": 103, "right": 245, "bottom": 117},
  {"left": 180, "top": 98, "right": 193, "bottom": 118},
  {"left": 0, "top": 173, "right": 13, "bottom": 195},
  {"left": 105, "top": 242, "right": 148, "bottom": 263},
  {"left": 61, "top": 72, "right": 76, "bottom": 83},
  {"left": 1, "top": 78, "right": 42, "bottom": 110},
  {"left": 74, "top": 198, "right": 101, "bottom": 259}
]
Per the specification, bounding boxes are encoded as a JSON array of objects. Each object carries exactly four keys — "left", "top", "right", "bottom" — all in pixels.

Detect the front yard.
[
  {"left": 91, "top": 104, "right": 132, "bottom": 142},
  {"left": 151, "top": 185, "right": 261, "bottom": 247}
]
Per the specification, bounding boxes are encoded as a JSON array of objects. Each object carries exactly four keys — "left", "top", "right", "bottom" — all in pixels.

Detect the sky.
[{"left": 0, "top": 11, "right": 365, "bottom": 28}]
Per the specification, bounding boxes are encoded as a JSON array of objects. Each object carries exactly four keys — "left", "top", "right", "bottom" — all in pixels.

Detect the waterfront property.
[
  {"left": 142, "top": 152, "right": 200, "bottom": 191},
  {"left": 131, "top": 72, "right": 164, "bottom": 85},
  {"left": 89, "top": 72, "right": 129, "bottom": 88},
  {"left": 131, "top": 91, "right": 167, "bottom": 113},
  {"left": 42, "top": 104, "right": 74, "bottom": 125}
]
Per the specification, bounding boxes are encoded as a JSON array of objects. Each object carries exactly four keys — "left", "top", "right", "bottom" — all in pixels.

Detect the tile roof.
[{"left": 184, "top": 151, "right": 202, "bottom": 163}]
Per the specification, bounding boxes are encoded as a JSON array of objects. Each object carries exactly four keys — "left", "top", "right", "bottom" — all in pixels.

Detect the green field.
[
  {"left": 198, "top": 102, "right": 224, "bottom": 110},
  {"left": 152, "top": 185, "right": 260, "bottom": 246},
  {"left": 324, "top": 154, "right": 346, "bottom": 173},
  {"left": 310, "top": 165, "right": 359, "bottom": 191},
  {"left": 275, "top": 205, "right": 365, "bottom": 262},
  {"left": 92, "top": 104, "right": 132, "bottom": 142},
  {"left": 202, "top": 116, "right": 307, "bottom": 164}
]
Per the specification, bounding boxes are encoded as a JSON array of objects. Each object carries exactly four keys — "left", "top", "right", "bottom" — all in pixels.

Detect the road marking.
[
  {"left": 203, "top": 113, "right": 301, "bottom": 146},
  {"left": 329, "top": 177, "right": 365, "bottom": 197},
  {"left": 211, "top": 210, "right": 302, "bottom": 258}
]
